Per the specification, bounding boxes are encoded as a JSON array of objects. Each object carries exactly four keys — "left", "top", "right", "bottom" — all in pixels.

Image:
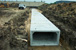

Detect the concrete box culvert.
[
  {"left": 30, "top": 31, "right": 60, "bottom": 46},
  {"left": 30, "top": 9, "right": 60, "bottom": 46}
]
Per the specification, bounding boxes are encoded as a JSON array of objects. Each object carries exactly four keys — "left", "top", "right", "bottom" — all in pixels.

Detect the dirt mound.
[
  {"left": 0, "top": 8, "right": 30, "bottom": 50},
  {"left": 39, "top": 2, "right": 76, "bottom": 50},
  {"left": 9, "top": 3, "right": 19, "bottom": 8}
]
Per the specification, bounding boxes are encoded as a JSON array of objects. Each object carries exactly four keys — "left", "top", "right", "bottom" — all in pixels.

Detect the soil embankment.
[
  {"left": 38, "top": 2, "right": 76, "bottom": 50},
  {"left": 0, "top": 8, "right": 31, "bottom": 50}
]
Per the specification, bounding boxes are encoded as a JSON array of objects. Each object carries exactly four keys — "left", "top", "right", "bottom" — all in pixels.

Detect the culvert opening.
[{"left": 33, "top": 32, "right": 57, "bottom": 45}]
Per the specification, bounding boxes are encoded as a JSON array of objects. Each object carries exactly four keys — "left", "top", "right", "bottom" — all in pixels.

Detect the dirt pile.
[
  {"left": 38, "top": 4, "right": 50, "bottom": 11},
  {"left": 39, "top": 2, "right": 76, "bottom": 50},
  {"left": 9, "top": 3, "right": 19, "bottom": 8},
  {"left": 0, "top": 8, "right": 30, "bottom": 50}
]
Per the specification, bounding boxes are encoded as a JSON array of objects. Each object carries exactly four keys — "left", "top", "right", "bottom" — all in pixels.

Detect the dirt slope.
[
  {"left": 0, "top": 8, "right": 30, "bottom": 50},
  {"left": 38, "top": 2, "right": 76, "bottom": 50}
]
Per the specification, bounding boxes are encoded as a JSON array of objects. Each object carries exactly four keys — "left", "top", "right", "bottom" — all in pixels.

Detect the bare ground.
[
  {"left": 0, "top": 8, "right": 27, "bottom": 26},
  {"left": 0, "top": 7, "right": 74, "bottom": 50},
  {"left": 0, "top": 8, "right": 31, "bottom": 50},
  {"left": 38, "top": 2, "right": 76, "bottom": 50}
]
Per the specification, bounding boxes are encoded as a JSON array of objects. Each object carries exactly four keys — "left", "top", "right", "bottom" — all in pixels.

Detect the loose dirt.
[
  {"left": 38, "top": 2, "right": 76, "bottom": 50},
  {"left": 0, "top": 8, "right": 31, "bottom": 50}
]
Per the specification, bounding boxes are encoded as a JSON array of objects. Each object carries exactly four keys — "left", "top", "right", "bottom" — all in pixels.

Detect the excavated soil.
[
  {"left": 38, "top": 2, "right": 76, "bottom": 50},
  {"left": 0, "top": 8, "right": 31, "bottom": 50},
  {"left": 0, "top": 8, "right": 27, "bottom": 25}
]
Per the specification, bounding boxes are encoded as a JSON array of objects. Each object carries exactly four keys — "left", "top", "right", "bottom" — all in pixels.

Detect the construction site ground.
[
  {"left": 0, "top": 8, "right": 30, "bottom": 50},
  {"left": 0, "top": 4, "right": 74, "bottom": 50}
]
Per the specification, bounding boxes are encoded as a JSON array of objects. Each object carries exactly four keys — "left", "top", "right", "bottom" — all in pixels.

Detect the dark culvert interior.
[{"left": 33, "top": 32, "right": 57, "bottom": 45}]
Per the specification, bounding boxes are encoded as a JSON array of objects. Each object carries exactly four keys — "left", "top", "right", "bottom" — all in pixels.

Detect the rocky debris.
[
  {"left": 39, "top": 2, "right": 76, "bottom": 50},
  {"left": 0, "top": 8, "right": 30, "bottom": 50}
]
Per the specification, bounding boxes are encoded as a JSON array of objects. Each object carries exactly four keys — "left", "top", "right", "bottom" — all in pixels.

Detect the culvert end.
[{"left": 30, "top": 32, "right": 60, "bottom": 46}]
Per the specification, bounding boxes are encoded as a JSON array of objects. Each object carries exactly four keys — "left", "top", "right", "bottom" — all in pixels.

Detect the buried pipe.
[{"left": 30, "top": 9, "right": 60, "bottom": 46}]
